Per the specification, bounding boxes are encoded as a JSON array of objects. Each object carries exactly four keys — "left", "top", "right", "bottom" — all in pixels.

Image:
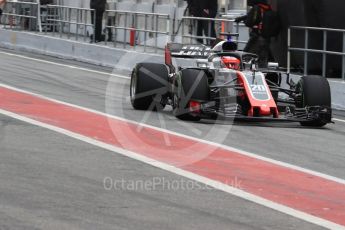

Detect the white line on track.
[
  {"left": 329, "top": 80, "right": 345, "bottom": 84},
  {"left": 0, "top": 51, "right": 131, "bottom": 80},
  {"left": 333, "top": 118, "right": 345, "bottom": 123},
  {"left": 0, "top": 108, "right": 343, "bottom": 230}
]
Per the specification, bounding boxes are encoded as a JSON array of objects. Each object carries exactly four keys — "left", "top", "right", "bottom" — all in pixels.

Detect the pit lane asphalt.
[
  {"left": 1, "top": 48, "right": 344, "bottom": 179},
  {"left": 0, "top": 48, "right": 344, "bottom": 229},
  {"left": 0, "top": 114, "right": 325, "bottom": 230}
]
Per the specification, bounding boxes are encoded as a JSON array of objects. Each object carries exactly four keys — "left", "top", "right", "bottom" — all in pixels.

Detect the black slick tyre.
[
  {"left": 173, "top": 69, "right": 209, "bottom": 121},
  {"left": 130, "top": 63, "right": 169, "bottom": 111},
  {"left": 296, "top": 75, "right": 331, "bottom": 127}
]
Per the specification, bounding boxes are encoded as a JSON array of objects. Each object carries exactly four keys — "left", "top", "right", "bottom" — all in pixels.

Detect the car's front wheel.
[
  {"left": 173, "top": 69, "right": 209, "bottom": 121},
  {"left": 130, "top": 63, "right": 169, "bottom": 111},
  {"left": 295, "top": 75, "right": 331, "bottom": 127}
]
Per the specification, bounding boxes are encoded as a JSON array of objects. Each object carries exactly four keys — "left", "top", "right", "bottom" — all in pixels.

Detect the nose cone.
[{"left": 260, "top": 105, "right": 271, "bottom": 116}]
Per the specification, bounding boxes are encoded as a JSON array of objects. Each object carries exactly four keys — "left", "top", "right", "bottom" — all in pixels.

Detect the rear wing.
[{"left": 167, "top": 43, "right": 212, "bottom": 59}]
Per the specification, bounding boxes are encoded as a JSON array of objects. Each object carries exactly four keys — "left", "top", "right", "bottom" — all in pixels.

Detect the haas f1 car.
[{"left": 130, "top": 40, "right": 332, "bottom": 127}]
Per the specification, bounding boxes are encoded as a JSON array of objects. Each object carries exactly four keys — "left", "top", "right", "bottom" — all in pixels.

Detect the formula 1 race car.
[{"left": 130, "top": 39, "right": 332, "bottom": 127}]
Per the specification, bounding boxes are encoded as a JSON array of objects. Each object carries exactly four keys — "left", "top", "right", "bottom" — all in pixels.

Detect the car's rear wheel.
[
  {"left": 296, "top": 75, "right": 331, "bottom": 127},
  {"left": 173, "top": 69, "right": 209, "bottom": 121},
  {"left": 130, "top": 63, "right": 169, "bottom": 111}
]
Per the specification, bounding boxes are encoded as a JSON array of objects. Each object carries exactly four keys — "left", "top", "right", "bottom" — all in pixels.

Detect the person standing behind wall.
[
  {"left": 90, "top": 0, "right": 106, "bottom": 43},
  {"left": 0, "top": 0, "right": 7, "bottom": 17},
  {"left": 235, "top": 0, "right": 281, "bottom": 67},
  {"left": 187, "top": 0, "right": 218, "bottom": 45}
]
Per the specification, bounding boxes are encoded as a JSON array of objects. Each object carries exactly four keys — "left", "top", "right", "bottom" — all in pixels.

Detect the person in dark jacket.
[
  {"left": 187, "top": 0, "right": 218, "bottom": 45},
  {"left": 235, "top": 0, "right": 273, "bottom": 67},
  {"left": 90, "top": 0, "right": 106, "bottom": 42},
  {"left": 0, "top": 0, "right": 6, "bottom": 17}
]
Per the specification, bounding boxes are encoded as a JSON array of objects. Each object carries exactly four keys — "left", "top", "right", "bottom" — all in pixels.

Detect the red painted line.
[{"left": 0, "top": 86, "right": 345, "bottom": 226}]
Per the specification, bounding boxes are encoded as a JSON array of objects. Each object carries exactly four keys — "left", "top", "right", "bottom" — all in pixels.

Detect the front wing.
[{"left": 197, "top": 101, "right": 332, "bottom": 123}]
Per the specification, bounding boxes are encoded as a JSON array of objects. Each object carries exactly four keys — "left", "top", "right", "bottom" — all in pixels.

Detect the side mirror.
[
  {"left": 251, "top": 63, "right": 257, "bottom": 71},
  {"left": 268, "top": 62, "right": 279, "bottom": 69},
  {"left": 196, "top": 59, "right": 209, "bottom": 68}
]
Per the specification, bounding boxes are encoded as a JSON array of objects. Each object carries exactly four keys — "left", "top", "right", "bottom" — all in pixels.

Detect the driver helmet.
[{"left": 222, "top": 56, "right": 241, "bottom": 70}]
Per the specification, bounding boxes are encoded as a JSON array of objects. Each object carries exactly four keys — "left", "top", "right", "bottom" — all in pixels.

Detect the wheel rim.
[
  {"left": 130, "top": 72, "right": 137, "bottom": 100},
  {"left": 173, "top": 94, "right": 180, "bottom": 114}
]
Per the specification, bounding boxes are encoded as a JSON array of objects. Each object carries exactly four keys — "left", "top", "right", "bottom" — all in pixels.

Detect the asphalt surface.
[
  {"left": 0, "top": 48, "right": 344, "bottom": 229},
  {"left": 0, "top": 114, "right": 325, "bottom": 230}
]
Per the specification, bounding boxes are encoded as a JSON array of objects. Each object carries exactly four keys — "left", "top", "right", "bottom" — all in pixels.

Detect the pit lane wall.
[
  {"left": 329, "top": 80, "right": 345, "bottom": 111},
  {"left": 0, "top": 29, "right": 344, "bottom": 110},
  {"left": 0, "top": 29, "right": 164, "bottom": 69}
]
